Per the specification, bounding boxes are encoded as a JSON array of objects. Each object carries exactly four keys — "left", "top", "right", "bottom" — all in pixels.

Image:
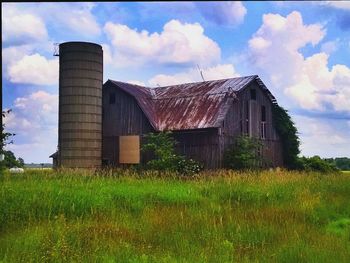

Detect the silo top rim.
[{"left": 59, "top": 41, "right": 102, "bottom": 49}]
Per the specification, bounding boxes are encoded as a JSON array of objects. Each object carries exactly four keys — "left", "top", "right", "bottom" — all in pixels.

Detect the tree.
[
  {"left": 1, "top": 110, "right": 16, "bottom": 171},
  {"left": 224, "top": 135, "right": 263, "bottom": 170},
  {"left": 272, "top": 104, "right": 301, "bottom": 169},
  {"left": 1, "top": 110, "right": 15, "bottom": 152},
  {"left": 18, "top": 158, "right": 25, "bottom": 168},
  {"left": 3, "top": 151, "right": 19, "bottom": 168}
]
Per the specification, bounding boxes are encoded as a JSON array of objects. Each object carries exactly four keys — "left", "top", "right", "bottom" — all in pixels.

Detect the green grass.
[{"left": 1, "top": 169, "right": 350, "bottom": 262}]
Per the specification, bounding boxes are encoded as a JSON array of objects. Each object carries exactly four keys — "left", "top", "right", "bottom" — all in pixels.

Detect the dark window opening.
[
  {"left": 240, "top": 106, "right": 243, "bottom": 135},
  {"left": 245, "top": 100, "right": 249, "bottom": 135},
  {"left": 261, "top": 106, "right": 266, "bottom": 139},
  {"left": 109, "top": 92, "right": 116, "bottom": 104},
  {"left": 250, "top": 89, "right": 256, "bottom": 100},
  {"left": 261, "top": 106, "right": 266, "bottom": 121}
]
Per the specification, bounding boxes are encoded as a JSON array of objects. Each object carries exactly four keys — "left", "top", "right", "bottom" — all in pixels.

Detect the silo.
[{"left": 58, "top": 42, "right": 103, "bottom": 168}]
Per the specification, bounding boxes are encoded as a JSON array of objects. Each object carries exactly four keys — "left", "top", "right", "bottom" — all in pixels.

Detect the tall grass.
[{"left": 1, "top": 169, "right": 350, "bottom": 262}]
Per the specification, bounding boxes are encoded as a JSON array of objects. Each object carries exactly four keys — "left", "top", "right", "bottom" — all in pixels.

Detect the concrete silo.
[{"left": 58, "top": 42, "right": 103, "bottom": 168}]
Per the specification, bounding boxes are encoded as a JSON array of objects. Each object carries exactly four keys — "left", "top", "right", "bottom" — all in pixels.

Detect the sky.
[{"left": 2, "top": 1, "right": 350, "bottom": 163}]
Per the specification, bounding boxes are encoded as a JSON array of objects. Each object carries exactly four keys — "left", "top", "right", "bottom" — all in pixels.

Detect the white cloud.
[
  {"left": 2, "top": 3, "right": 101, "bottom": 43},
  {"left": 101, "top": 43, "right": 113, "bottom": 65},
  {"left": 321, "top": 40, "right": 338, "bottom": 54},
  {"left": 248, "top": 11, "right": 325, "bottom": 82},
  {"left": 4, "top": 91, "right": 58, "bottom": 163},
  {"left": 321, "top": 1, "right": 350, "bottom": 10},
  {"left": 14, "top": 90, "right": 58, "bottom": 114},
  {"left": 196, "top": 2, "right": 247, "bottom": 26},
  {"left": 46, "top": 3, "right": 100, "bottom": 37},
  {"left": 248, "top": 11, "right": 350, "bottom": 113},
  {"left": 127, "top": 80, "right": 146, "bottom": 86},
  {"left": 8, "top": 54, "right": 58, "bottom": 85},
  {"left": 294, "top": 115, "right": 350, "bottom": 158},
  {"left": 148, "top": 64, "right": 239, "bottom": 87},
  {"left": 104, "top": 19, "right": 221, "bottom": 67},
  {"left": 2, "top": 6, "right": 48, "bottom": 46},
  {"left": 2, "top": 45, "right": 33, "bottom": 69}
]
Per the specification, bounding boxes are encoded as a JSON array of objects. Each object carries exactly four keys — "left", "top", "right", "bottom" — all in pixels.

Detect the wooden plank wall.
[
  {"left": 102, "top": 83, "right": 154, "bottom": 166},
  {"left": 220, "top": 81, "right": 283, "bottom": 167},
  {"left": 172, "top": 129, "right": 220, "bottom": 169}
]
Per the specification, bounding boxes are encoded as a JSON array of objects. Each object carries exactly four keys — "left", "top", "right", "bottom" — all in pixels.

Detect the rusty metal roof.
[{"left": 106, "top": 75, "right": 276, "bottom": 131}]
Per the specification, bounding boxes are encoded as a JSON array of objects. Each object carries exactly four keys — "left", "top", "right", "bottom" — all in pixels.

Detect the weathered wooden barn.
[
  {"left": 102, "top": 75, "right": 283, "bottom": 169},
  {"left": 50, "top": 42, "right": 283, "bottom": 169}
]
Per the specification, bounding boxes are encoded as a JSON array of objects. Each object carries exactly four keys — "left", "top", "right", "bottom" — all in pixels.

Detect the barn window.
[
  {"left": 261, "top": 106, "right": 266, "bottom": 121},
  {"left": 119, "top": 135, "right": 140, "bottom": 164},
  {"left": 250, "top": 89, "right": 256, "bottom": 100},
  {"left": 109, "top": 92, "right": 116, "bottom": 104},
  {"left": 245, "top": 100, "right": 250, "bottom": 136},
  {"left": 261, "top": 106, "right": 266, "bottom": 139},
  {"left": 240, "top": 105, "right": 243, "bottom": 134}
]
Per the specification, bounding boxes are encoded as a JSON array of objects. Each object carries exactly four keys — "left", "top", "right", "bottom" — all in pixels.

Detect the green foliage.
[
  {"left": 17, "top": 158, "right": 25, "bottom": 167},
  {"left": 142, "top": 131, "right": 180, "bottom": 172},
  {"left": 1, "top": 110, "right": 17, "bottom": 172},
  {"left": 142, "top": 132, "right": 202, "bottom": 176},
  {"left": 326, "top": 218, "right": 350, "bottom": 236},
  {"left": 1, "top": 110, "right": 15, "bottom": 153},
  {"left": 224, "top": 135, "right": 263, "bottom": 170},
  {"left": 1, "top": 170, "right": 350, "bottom": 262},
  {"left": 272, "top": 104, "right": 300, "bottom": 169},
  {"left": 299, "top": 156, "right": 339, "bottom": 173},
  {"left": 176, "top": 158, "right": 203, "bottom": 176},
  {"left": 325, "top": 157, "right": 350, "bottom": 171},
  {"left": 1, "top": 151, "right": 25, "bottom": 168}
]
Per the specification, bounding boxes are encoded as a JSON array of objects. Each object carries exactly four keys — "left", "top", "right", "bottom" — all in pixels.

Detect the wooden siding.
[
  {"left": 220, "top": 80, "right": 283, "bottom": 167},
  {"left": 102, "top": 83, "right": 153, "bottom": 166},
  {"left": 172, "top": 129, "right": 220, "bottom": 169}
]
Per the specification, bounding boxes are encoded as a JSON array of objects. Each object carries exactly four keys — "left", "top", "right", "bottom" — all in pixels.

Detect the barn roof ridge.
[{"left": 150, "top": 74, "right": 258, "bottom": 90}]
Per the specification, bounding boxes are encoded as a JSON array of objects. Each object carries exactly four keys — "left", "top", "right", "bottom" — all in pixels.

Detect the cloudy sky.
[{"left": 2, "top": 1, "right": 350, "bottom": 163}]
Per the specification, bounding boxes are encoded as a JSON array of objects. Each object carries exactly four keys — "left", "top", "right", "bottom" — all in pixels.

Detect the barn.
[
  {"left": 50, "top": 41, "right": 283, "bottom": 169},
  {"left": 102, "top": 77, "right": 283, "bottom": 169}
]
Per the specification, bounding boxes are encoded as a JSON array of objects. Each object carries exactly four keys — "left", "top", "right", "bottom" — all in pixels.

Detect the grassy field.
[{"left": 1, "top": 169, "right": 350, "bottom": 262}]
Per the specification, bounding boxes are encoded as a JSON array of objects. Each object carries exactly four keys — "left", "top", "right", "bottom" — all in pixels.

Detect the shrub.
[
  {"left": 176, "top": 157, "right": 203, "bottom": 177},
  {"left": 298, "top": 156, "right": 339, "bottom": 173},
  {"left": 142, "top": 132, "right": 202, "bottom": 176},
  {"left": 224, "top": 135, "right": 263, "bottom": 170}
]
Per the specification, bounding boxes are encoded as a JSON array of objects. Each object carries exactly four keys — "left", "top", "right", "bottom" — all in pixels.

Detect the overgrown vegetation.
[
  {"left": 224, "top": 135, "right": 263, "bottom": 170},
  {"left": 1, "top": 110, "right": 18, "bottom": 172},
  {"left": 142, "top": 132, "right": 202, "bottom": 176},
  {"left": 1, "top": 169, "right": 349, "bottom": 262},
  {"left": 272, "top": 104, "right": 300, "bottom": 169},
  {"left": 299, "top": 156, "right": 339, "bottom": 173},
  {"left": 325, "top": 157, "right": 350, "bottom": 171}
]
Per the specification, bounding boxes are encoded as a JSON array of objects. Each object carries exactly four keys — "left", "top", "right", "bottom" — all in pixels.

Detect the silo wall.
[{"left": 58, "top": 42, "right": 103, "bottom": 168}]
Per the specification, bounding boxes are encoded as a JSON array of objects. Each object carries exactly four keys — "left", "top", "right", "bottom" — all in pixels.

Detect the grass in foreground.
[{"left": 1, "top": 169, "right": 350, "bottom": 262}]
